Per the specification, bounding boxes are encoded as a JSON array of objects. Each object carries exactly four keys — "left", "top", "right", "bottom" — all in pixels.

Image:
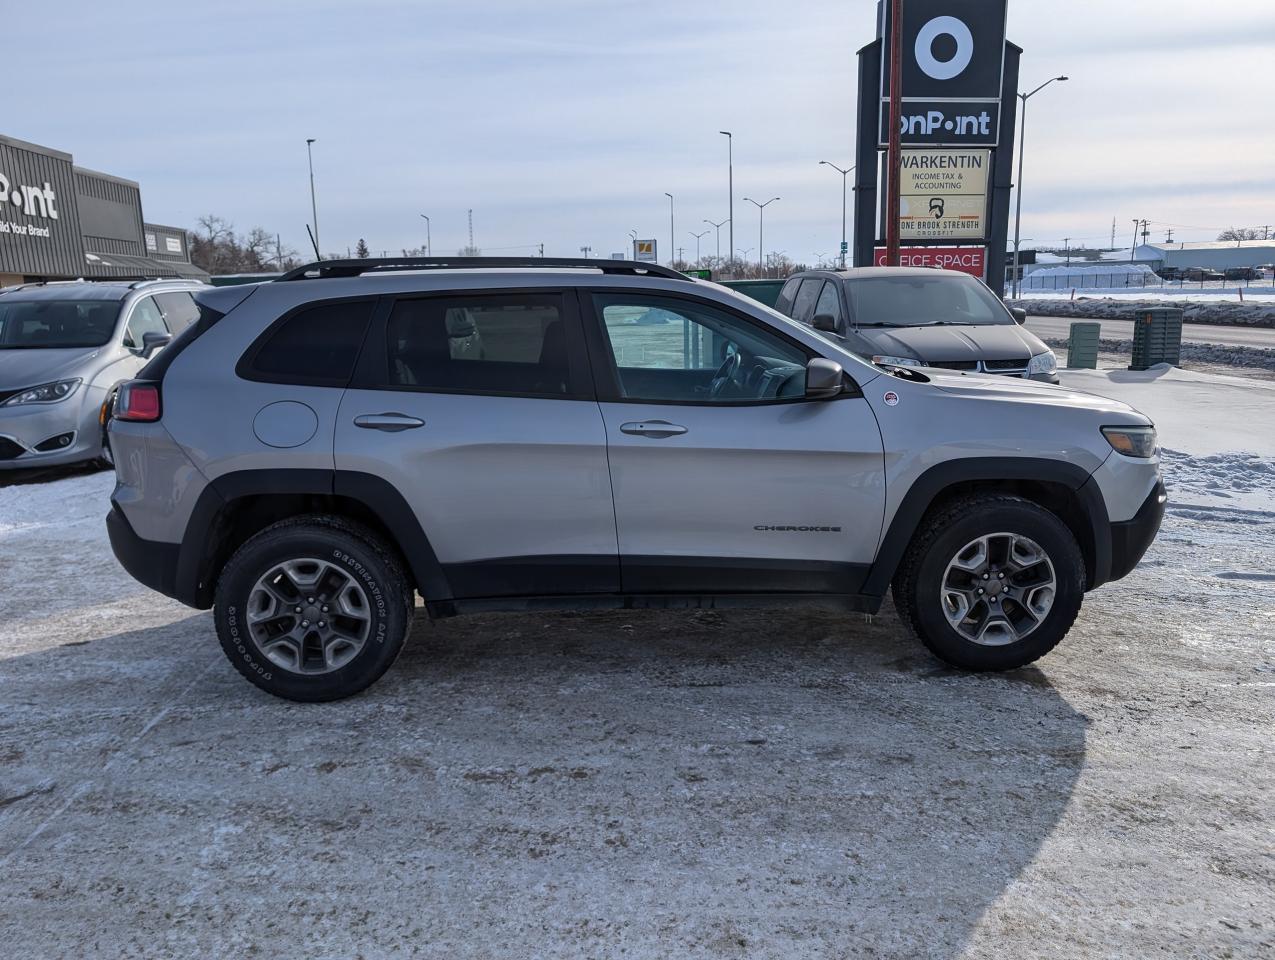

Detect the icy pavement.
[{"left": 0, "top": 373, "right": 1272, "bottom": 958}]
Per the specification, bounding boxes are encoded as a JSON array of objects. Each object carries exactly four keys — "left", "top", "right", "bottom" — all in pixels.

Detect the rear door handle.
[
  {"left": 353, "top": 412, "right": 425, "bottom": 432},
  {"left": 620, "top": 420, "right": 688, "bottom": 439}
]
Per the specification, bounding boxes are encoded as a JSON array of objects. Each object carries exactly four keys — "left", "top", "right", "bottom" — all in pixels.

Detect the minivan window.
[
  {"left": 790, "top": 279, "right": 823, "bottom": 323},
  {"left": 155, "top": 292, "right": 200, "bottom": 331},
  {"left": 244, "top": 300, "right": 375, "bottom": 385},
  {"left": 123, "top": 297, "right": 168, "bottom": 349},
  {"left": 847, "top": 275, "right": 1012, "bottom": 327},
  {"left": 0, "top": 299, "right": 120, "bottom": 349}
]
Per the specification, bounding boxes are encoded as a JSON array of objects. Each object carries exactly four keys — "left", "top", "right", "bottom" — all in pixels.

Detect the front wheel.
[
  {"left": 214, "top": 516, "right": 414, "bottom": 701},
  {"left": 893, "top": 495, "right": 1085, "bottom": 671}
]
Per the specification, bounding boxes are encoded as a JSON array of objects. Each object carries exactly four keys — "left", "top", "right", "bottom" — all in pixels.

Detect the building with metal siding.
[
  {"left": 0, "top": 133, "right": 207, "bottom": 285},
  {"left": 1133, "top": 240, "right": 1275, "bottom": 272}
]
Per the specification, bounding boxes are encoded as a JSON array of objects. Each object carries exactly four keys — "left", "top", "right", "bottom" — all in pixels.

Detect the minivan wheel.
[
  {"left": 893, "top": 495, "right": 1085, "bottom": 671},
  {"left": 214, "top": 516, "right": 414, "bottom": 701}
]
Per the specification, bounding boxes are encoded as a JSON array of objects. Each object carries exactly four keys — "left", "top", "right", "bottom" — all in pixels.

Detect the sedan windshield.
[
  {"left": 0, "top": 299, "right": 121, "bottom": 349},
  {"left": 848, "top": 275, "right": 1013, "bottom": 327}
]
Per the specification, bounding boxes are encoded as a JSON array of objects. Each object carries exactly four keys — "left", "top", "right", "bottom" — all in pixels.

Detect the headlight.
[
  {"left": 1, "top": 378, "right": 82, "bottom": 407},
  {"left": 1102, "top": 425, "right": 1157, "bottom": 458},
  {"left": 1028, "top": 351, "right": 1057, "bottom": 376},
  {"left": 872, "top": 355, "right": 925, "bottom": 368}
]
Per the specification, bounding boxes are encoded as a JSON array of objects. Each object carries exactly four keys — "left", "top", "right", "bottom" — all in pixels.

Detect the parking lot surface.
[{"left": 0, "top": 470, "right": 1272, "bottom": 959}]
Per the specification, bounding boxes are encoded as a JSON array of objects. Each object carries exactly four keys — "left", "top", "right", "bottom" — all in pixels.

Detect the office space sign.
[
  {"left": 874, "top": 245, "right": 986, "bottom": 277},
  {"left": 898, "top": 148, "right": 989, "bottom": 239},
  {"left": 879, "top": 0, "right": 1008, "bottom": 147}
]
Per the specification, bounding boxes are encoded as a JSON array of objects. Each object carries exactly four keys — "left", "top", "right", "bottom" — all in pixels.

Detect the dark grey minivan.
[{"left": 774, "top": 267, "right": 1058, "bottom": 383}]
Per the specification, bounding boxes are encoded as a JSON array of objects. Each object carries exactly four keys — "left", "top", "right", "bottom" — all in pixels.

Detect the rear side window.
[
  {"left": 775, "top": 277, "right": 802, "bottom": 316},
  {"left": 155, "top": 292, "right": 200, "bottom": 331},
  {"left": 241, "top": 299, "right": 375, "bottom": 386},
  {"left": 790, "top": 279, "right": 824, "bottom": 324},
  {"left": 382, "top": 294, "right": 571, "bottom": 397}
]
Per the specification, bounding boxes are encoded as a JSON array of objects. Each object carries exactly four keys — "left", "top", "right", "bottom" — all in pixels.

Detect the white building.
[{"left": 1132, "top": 240, "right": 1275, "bottom": 272}]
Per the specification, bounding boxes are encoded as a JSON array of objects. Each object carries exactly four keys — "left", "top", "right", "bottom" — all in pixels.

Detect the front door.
[
  {"left": 335, "top": 290, "right": 619, "bottom": 599},
  {"left": 584, "top": 290, "right": 885, "bottom": 596}
]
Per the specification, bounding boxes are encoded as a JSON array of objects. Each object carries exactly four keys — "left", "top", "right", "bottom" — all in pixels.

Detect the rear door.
[
  {"left": 583, "top": 289, "right": 886, "bottom": 596},
  {"left": 335, "top": 289, "right": 619, "bottom": 599}
]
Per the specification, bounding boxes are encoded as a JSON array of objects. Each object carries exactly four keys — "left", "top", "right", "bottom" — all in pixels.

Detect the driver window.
[
  {"left": 122, "top": 297, "right": 167, "bottom": 349},
  {"left": 593, "top": 294, "right": 808, "bottom": 403}
]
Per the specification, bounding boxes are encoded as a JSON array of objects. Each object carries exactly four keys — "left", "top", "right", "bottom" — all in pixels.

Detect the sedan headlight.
[
  {"left": 1, "top": 378, "right": 82, "bottom": 406},
  {"left": 1027, "top": 350, "right": 1058, "bottom": 376},
  {"left": 1102, "top": 425, "right": 1157, "bottom": 458},
  {"left": 872, "top": 355, "right": 925, "bottom": 368}
]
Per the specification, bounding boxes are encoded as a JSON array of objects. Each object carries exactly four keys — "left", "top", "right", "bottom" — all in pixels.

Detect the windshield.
[
  {"left": 847, "top": 275, "right": 1012, "bottom": 327},
  {"left": 0, "top": 299, "right": 121, "bottom": 349}
]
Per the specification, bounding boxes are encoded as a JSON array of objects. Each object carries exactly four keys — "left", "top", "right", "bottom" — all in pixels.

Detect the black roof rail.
[{"left": 275, "top": 256, "right": 692, "bottom": 283}]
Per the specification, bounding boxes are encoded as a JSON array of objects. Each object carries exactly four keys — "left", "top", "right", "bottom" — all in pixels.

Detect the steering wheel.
[{"left": 709, "top": 350, "right": 742, "bottom": 399}]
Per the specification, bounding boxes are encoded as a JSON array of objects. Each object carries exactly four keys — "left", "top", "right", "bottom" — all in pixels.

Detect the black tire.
[
  {"left": 214, "top": 516, "right": 414, "bottom": 701},
  {"left": 892, "top": 495, "right": 1085, "bottom": 671}
]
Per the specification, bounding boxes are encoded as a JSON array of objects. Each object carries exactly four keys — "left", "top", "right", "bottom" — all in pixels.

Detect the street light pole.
[
  {"left": 819, "top": 162, "right": 855, "bottom": 269},
  {"left": 419, "top": 214, "right": 431, "bottom": 256},
  {"left": 306, "top": 138, "right": 320, "bottom": 256},
  {"left": 628, "top": 229, "right": 638, "bottom": 261},
  {"left": 719, "top": 131, "right": 733, "bottom": 273},
  {"left": 744, "top": 197, "right": 780, "bottom": 276},
  {"left": 664, "top": 192, "right": 675, "bottom": 266},
  {"left": 704, "top": 218, "right": 728, "bottom": 266},
  {"left": 1011, "top": 76, "right": 1068, "bottom": 298},
  {"left": 689, "top": 230, "right": 709, "bottom": 265}
]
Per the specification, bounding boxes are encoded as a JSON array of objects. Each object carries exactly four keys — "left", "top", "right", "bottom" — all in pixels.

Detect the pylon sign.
[
  {"left": 878, "top": 0, "right": 1008, "bottom": 147},
  {"left": 634, "top": 239, "right": 657, "bottom": 262}
]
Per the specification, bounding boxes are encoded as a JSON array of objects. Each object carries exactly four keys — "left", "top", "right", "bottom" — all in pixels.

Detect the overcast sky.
[{"left": 9, "top": 0, "right": 1274, "bottom": 264}]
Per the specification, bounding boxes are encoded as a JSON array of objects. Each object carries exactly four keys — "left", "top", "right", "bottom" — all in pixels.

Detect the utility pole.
[
  {"left": 1261, "top": 225, "right": 1271, "bottom": 240},
  {"left": 744, "top": 197, "right": 780, "bottom": 277},
  {"left": 539, "top": 243, "right": 545, "bottom": 257},
  {"left": 1111, "top": 217, "right": 1117, "bottom": 249},
  {"left": 1063, "top": 238, "right": 1071, "bottom": 265},
  {"left": 884, "top": 0, "right": 903, "bottom": 266},
  {"left": 467, "top": 209, "right": 474, "bottom": 253},
  {"left": 580, "top": 245, "right": 592, "bottom": 258},
  {"left": 1165, "top": 228, "right": 1174, "bottom": 244},
  {"left": 305, "top": 138, "right": 320, "bottom": 255},
  {"left": 719, "top": 131, "right": 733, "bottom": 273},
  {"left": 1140, "top": 220, "right": 1150, "bottom": 245},
  {"left": 1130, "top": 219, "right": 1145, "bottom": 262},
  {"left": 419, "top": 214, "right": 431, "bottom": 256},
  {"left": 677, "top": 246, "right": 684, "bottom": 262},
  {"left": 704, "top": 218, "right": 728, "bottom": 265}
]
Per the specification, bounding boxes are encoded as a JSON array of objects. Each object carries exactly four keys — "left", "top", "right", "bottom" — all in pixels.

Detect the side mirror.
[
  {"left": 811, "top": 312, "right": 838, "bottom": 333},
  {"left": 1009, "top": 307, "right": 1028, "bottom": 325},
  {"left": 140, "top": 330, "right": 172, "bottom": 358},
  {"left": 805, "top": 358, "right": 844, "bottom": 399}
]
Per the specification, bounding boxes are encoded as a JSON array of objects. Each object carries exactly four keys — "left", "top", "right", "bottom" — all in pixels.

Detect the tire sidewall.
[
  {"left": 215, "top": 526, "right": 408, "bottom": 701},
  {"left": 910, "top": 501, "right": 1084, "bottom": 670}
]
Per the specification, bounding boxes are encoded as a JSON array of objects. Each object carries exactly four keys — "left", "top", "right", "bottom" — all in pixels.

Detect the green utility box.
[
  {"left": 1129, "top": 308, "right": 1184, "bottom": 371},
  {"left": 1066, "top": 322, "right": 1101, "bottom": 369}
]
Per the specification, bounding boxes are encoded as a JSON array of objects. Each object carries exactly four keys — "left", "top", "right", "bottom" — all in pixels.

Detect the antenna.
[{"left": 305, "top": 223, "right": 320, "bottom": 259}]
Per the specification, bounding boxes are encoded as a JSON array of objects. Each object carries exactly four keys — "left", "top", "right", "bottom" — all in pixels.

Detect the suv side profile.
[
  {"left": 0, "top": 279, "right": 204, "bottom": 468},
  {"left": 107, "top": 258, "right": 1165, "bottom": 702}
]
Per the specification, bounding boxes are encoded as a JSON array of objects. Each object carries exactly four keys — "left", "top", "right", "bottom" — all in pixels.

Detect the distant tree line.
[
  {"left": 1217, "top": 227, "right": 1270, "bottom": 242},
  {"left": 189, "top": 216, "right": 301, "bottom": 275}
]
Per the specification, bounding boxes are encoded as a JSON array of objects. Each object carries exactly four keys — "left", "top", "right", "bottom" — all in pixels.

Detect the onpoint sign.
[{"left": 874, "top": 246, "right": 987, "bottom": 278}]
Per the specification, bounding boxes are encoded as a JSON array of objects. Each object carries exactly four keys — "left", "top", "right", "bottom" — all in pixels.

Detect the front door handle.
[
  {"left": 620, "top": 420, "right": 688, "bottom": 439},
  {"left": 353, "top": 412, "right": 425, "bottom": 432}
]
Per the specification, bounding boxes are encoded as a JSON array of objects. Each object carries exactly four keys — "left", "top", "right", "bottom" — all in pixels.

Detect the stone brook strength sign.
[
  {"left": 0, "top": 171, "right": 60, "bottom": 240},
  {"left": 898, "top": 148, "right": 989, "bottom": 240}
]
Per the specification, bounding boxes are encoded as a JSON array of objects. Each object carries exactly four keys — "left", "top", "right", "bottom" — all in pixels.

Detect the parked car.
[
  {"left": 773, "top": 268, "right": 1059, "bottom": 383},
  {"left": 0, "top": 279, "right": 205, "bottom": 469},
  {"left": 1178, "top": 267, "right": 1225, "bottom": 282},
  {"left": 107, "top": 257, "right": 1164, "bottom": 701},
  {"left": 1223, "top": 267, "right": 1260, "bottom": 282}
]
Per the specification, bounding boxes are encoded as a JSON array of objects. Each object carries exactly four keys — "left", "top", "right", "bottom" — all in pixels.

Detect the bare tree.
[{"left": 1217, "top": 227, "right": 1263, "bottom": 242}]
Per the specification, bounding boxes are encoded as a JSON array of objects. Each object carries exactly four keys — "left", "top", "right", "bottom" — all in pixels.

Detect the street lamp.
[
  {"left": 305, "top": 138, "right": 320, "bottom": 256},
  {"left": 719, "top": 131, "right": 733, "bottom": 273},
  {"left": 419, "top": 214, "right": 431, "bottom": 256},
  {"left": 689, "top": 230, "right": 709, "bottom": 265},
  {"left": 664, "top": 192, "right": 675, "bottom": 266},
  {"left": 1011, "top": 76, "right": 1068, "bottom": 298},
  {"left": 628, "top": 229, "right": 638, "bottom": 260},
  {"left": 743, "top": 197, "right": 780, "bottom": 276},
  {"left": 818, "top": 161, "right": 854, "bottom": 268},
  {"left": 704, "top": 218, "right": 728, "bottom": 265}
]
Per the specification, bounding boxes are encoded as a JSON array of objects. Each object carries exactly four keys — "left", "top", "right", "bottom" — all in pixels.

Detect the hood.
[
  {"left": 922, "top": 368, "right": 1149, "bottom": 420},
  {"left": 0, "top": 347, "right": 103, "bottom": 391},
  {"left": 855, "top": 323, "right": 1046, "bottom": 363}
]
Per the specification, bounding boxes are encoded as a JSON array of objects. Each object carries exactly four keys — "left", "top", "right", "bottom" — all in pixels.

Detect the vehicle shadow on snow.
[{"left": 1, "top": 605, "right": 1087, "bottom": 958}]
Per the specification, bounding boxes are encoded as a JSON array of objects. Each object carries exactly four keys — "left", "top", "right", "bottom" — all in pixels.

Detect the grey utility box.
[
  {"left": 1129, "top": 308, "right": 1184, "bottom": 371},
  {"left": 1066, "top": 322, "right": 1101, "bottom": 369}
]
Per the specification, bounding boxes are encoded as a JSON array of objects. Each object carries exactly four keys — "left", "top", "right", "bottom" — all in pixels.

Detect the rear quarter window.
[{"left": 238, "top": 299, "right": 376, "bottom": 387}]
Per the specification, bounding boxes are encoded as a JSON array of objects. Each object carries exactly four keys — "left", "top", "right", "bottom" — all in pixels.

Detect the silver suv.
[
  {"left": 106, "top": 258, "right": 1165, "bottom": 701},
  {"left": 0, "top": 279, "right": 204, "bottom": 468}
]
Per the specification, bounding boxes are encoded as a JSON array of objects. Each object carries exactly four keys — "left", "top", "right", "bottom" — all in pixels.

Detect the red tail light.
[{"left": 115, "top": 381, "right": 161, "bottom": 422}]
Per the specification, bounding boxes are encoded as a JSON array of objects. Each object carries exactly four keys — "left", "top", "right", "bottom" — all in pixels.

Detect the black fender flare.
[
  {"left": 174, "top": 468, "right": 449, "bottom": 608},
  {"left": 862, "top": 456, "right": 1111, "bottom": 597}
]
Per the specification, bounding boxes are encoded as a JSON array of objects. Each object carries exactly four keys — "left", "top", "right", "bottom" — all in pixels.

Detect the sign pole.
[{"left": 884, "top": 0, "right": 904, "bottom": 266}]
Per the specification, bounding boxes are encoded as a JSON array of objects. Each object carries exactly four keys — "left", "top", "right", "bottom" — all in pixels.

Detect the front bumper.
[
  {"left": 0, "top": 395, "right": 104, "bottom": 469},
  {"left": 1108, "top": 480, "right": 1167, "bottom": 582}
]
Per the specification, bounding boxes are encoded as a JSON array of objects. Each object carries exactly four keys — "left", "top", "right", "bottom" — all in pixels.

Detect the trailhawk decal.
[{"left": 755, "top": 525, "right": 843, "bottom": 533}]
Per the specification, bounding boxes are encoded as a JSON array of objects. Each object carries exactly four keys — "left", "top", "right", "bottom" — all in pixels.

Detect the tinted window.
[
  {"left": 0, "top": 299, "right": 120, "bottom": 349},
  {"left": 790, "top": 279, "right": 823, "bottom": 323},
  {"left": 385, "top": 294, "right": 570, "bottom": 396},
  {"left": 155, "top": 292, "right": 200, "bottom": 331},
  {"left": 123, "top": 297, "right": 168, "bottom": 348},
  {"left": 814, "top": 281, "right": 843, "bottom": 327},
  {"left": 594, "top": 294, "right": 808, "bottom": 403},
  {"left": 775, "top": 277, "right": 802, "bottom": 315},
  {"left": 846, "top": 275, "right": 1012, "bottom": 327},
  {"left": 246, "top": 300, "right": 374, "bottom": 385}
]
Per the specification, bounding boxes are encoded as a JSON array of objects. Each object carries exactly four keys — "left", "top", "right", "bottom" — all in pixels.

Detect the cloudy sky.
[{"left": 9, "top": 0, "right": 1274, "bottom": 264}]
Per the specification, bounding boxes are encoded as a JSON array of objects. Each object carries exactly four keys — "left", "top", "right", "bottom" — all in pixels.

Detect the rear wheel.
[
  {"left": 893, "top": 495, "right": 1085, "bottom": 671},
  {"left": 214, "top": 517, "right": 413, "bottom": 701}
]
